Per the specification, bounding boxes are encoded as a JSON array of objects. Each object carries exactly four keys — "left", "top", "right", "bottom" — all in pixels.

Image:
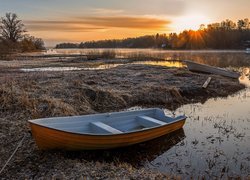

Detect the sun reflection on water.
[{"left": 132, "top": 60, "right": 184, "bottom": 68}]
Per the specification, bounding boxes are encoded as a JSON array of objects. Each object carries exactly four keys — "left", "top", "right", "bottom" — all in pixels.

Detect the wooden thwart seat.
[
  {"left": 90, "top": 121, "right": 122, "bottom": 134},
  {"left": 136, "top": 116, "right": 166, "bottom": 128}
]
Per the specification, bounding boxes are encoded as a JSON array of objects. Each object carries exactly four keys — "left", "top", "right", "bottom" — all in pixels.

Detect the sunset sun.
[{"left": 172, "top": 14, "right": 211, "bottom": 32}]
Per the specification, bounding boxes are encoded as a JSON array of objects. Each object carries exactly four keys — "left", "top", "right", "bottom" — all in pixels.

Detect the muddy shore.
[{"left": 0, "top": 62, "right": 244, "bottom": 179}]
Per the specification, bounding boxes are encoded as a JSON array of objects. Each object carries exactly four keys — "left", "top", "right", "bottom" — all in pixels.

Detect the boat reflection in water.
[{"left": 59, "top": 129, "right": 185, "bottom": 167}]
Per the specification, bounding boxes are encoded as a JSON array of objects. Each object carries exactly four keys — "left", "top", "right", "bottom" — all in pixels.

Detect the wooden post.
[{"left": 202, "top": 77, "right": 212, "bottom": 89}]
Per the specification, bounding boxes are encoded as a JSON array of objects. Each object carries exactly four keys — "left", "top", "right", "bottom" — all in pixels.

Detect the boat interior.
[{"left": 30, "top": 108, "right": 185, "bottom": 135}]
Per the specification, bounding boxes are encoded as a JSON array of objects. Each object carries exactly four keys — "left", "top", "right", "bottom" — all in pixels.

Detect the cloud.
[
  {"left": 24, "top": 16, "right": 171, "bottom": 32},
  {"left": 81, "top": 16, "right": 171, "bottom": 29},
  {"left": 25, "top": 23, "right": 105, "bottom": 32},
  {"left": 91, "top": 8, "right": 124, "bottom": 15}
]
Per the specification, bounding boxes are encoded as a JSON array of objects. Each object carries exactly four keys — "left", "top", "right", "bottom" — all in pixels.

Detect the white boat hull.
[{"left": 184, "top": 60, "right": 240, "bottom": 79}]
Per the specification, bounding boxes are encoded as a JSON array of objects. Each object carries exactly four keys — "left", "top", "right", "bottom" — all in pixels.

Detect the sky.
[{"left": 0, "top": 0, "right": 249, "bottom": 46}]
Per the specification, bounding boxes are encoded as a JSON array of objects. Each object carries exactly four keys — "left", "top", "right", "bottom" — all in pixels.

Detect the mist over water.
[{"left": 52, "top": 48, "right": 250, "bottom": 68}]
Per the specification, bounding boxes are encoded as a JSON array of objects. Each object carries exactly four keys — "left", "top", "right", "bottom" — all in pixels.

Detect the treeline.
[
  {"left": 0, "top": 13, "right": 45, "bottom": 55},
  {"left": 56, "top": 18, "right": 250, "bottom": 50},
  {"left": 56, "top": 34, "right": 169, "bottom": 49}
]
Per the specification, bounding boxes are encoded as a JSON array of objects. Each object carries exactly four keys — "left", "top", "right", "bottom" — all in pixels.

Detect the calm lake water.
[
  {"left": 144, "top": 88, "right": 250, "bottom": 178},
  {"left": 20, "top": 61, "right": 184, "bottom": 72}
]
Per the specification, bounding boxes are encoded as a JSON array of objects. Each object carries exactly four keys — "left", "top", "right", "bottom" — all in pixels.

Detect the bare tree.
[{"left": 0, "top": 13, "right": 26, "bottom": 42}]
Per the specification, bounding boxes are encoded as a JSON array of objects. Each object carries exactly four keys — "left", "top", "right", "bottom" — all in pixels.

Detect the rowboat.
[
  {"left": 184, "top": 60, "right": 240, "bottom": 79},
  {"left": 29, "top": 108, "right": 186, "bottom": 150}
]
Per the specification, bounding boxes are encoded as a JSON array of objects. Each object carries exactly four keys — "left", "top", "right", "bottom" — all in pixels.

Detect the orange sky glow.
[{"left": 1, "top": 0, "right": 249, "bottom": 46}]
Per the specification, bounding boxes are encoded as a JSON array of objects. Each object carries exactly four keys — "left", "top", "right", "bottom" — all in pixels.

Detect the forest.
[{"left": 56, "top": 19, "right": 250, "bottom": 50}]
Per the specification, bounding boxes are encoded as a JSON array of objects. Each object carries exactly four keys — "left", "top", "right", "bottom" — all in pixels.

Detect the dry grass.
[
  {"left": 85, "top": 49, "right": 116, "bottom": 60},
  {"left": 0, "top": 81, "right": 78, "bottom": 119},
  {"left": 0, "top": 63, "right": 244, "bottom": 119}
]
